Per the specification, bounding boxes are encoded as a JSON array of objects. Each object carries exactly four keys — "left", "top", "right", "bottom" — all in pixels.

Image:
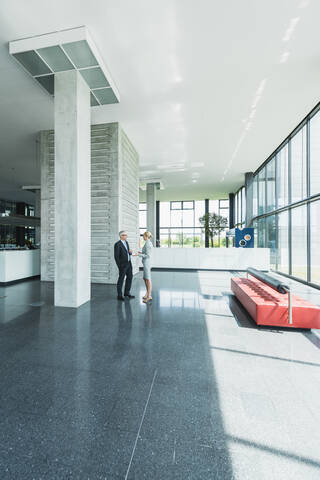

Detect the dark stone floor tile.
[
  {"left": 0, "top": 272, "right": 319, "bottom": 479},
  {"left": 126, "top": 435, "right": 175, "bottom": 479},
  {"left": 0, "top": 411, "right": 135, "bottom": 478},
  {"left": 46, "top": 372, "right": 118, "bottom": 424},
  {"left": 106, "top": 396, "right": 144, "bottom": 432}
]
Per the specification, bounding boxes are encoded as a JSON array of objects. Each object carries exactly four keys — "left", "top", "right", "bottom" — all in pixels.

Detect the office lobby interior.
[{"left": 1, "top": 1, "right": 320, "bottom": 479}]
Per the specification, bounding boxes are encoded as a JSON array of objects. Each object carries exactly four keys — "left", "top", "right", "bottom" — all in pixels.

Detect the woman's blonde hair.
[{"left": 144, "top": 231, "right": 152, "bottom": 239}]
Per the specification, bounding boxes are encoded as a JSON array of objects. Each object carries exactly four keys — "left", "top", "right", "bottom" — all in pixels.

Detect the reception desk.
[
  {"left": 0, "top": 249, "right": 40, "bottom": 284},
  {"left": 151, "top": 247, "right": 270, "bottom": 271}
]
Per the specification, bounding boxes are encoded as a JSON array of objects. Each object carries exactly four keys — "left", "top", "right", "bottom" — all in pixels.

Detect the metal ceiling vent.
[{"left": 9, "top": 26, "right": 120, "bottom": 107}]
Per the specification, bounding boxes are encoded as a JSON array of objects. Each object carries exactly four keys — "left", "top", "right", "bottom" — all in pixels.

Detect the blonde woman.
[{"left": 138, "top": 231, "right": 153, "bottom": 303}]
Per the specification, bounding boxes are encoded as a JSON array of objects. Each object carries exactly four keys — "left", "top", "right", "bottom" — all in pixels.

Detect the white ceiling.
[{"left": 0, "top": 0, "right": 320, "bottom": 204}]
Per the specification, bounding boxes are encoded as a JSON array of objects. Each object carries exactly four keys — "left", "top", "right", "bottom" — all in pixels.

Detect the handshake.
[{"left": 131, "top": 250, "right": 142, "bottom": 256}]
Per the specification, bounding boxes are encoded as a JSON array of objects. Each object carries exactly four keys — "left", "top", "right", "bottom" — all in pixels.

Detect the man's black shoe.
[
  {"left": 124, "top": 294, "right": 135, "bottom": 299},
  {"left": 117, "top": 296, "right": 125, "bottom": 301}
]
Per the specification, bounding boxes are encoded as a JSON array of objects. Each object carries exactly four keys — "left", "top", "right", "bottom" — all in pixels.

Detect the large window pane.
[
  {"left": 291, "top": 126, "right": 307, "bottom": 202},
  {"left": 253, "top": 176, "right": 258, "bottom": 217},
  {"left": 170, "top": 229, "right": 183, "bottom": 247},
  {"left": 219, "top": 198, "right": 229, "bottom": 224},
  {"left": 241, "top": 188, "right": 246, "bottom": 224},
  {"left": 214, "top": 229, "right": 227, "bottom": 248},
  {"left": 170, "top": 210, "right": 182, "bottom": 227},
  {"left": 160, "top": 229, "right": 169, "bottom": 248},
  {"left": 266, "top": 215, "right": 276, "bottom": 268},
  {"left": 183, "top": 201, "right": 194, "bottom": 209},
  {"left": 160, "top": 202, "right": 170, "bottom": 227},
  {"left": 258, "top": 168, "right": 266, "bottom": 215},
  {"left": 220, "top": 208, "right": 229, "bottom": 225},
  {"left": 194, "top": 201, "right": 205, "bottom": 227},
  {"left": 209, "top": 200, "right": 219, "bottom": 213},
  {"left": 252, "top": 220, "right": 258, "bottom": 247},
  {"left": 310, "top": 111, "right": 320, "bottom": 196},
  {"left": 182, "top": 228, "right": 195, "bottom": 248},
  {"left": 310, "top": 200, "right": 320, "bottom": 285},
  {"left": 171, "top": 201, "right": 182, "bottom": 210},
  {"left": 276, "top": 144, "right": 289, "bottom": 208},
  {"left": 276, "top": 211, "right": 289, "bottom": 274},
  {"left": 182, "top": 209, "right": 194, "bottom": 227},
  {"left": 266, "top": 157, "right": 275, "bottom": 212},
  {"left": 291, "top": 205, "right": 307, "bottom": 280},
  {"left": 257, "top": 217, "right": 265, "bottom": 247},
  {"left": 194, "top": 227, "right": 205, "bottom": 247},
  {"left": 139, "top": 210, "right": 146, "bottom": 229}
]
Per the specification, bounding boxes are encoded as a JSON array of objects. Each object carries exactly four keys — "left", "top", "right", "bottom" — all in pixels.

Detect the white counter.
[
  {"left": 0, "top": 250, "right": 40, "bottom": 283},
  {"left": 151, "top": 247, "right": 270, "bottom": 271}
]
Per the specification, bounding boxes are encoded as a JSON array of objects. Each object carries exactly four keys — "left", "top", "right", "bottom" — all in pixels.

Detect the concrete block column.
[
  {"left": 35, "top": 189, "right": 41, "bottom": 245},
  {"left": 40, "top": 123, "right": 139, "bottom": 286},
  {"left": 146, "top": 183, "right": 157, "bottom": 238},
  {"left": 54, "top": 70, "right": 91, "bottom": 307}
]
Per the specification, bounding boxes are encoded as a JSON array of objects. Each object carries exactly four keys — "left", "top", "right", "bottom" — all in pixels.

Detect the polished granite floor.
[{"left": 0, "top": 270, "right": 320, "bottom": 479}]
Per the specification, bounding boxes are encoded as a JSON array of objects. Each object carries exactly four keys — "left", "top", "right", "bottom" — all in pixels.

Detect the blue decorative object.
[{"left": 235, "top": 228, "right": 254, "bottom": 248}]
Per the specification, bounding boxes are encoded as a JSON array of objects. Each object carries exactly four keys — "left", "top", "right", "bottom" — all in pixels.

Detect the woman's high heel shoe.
[{"left": 143, "top": 296, "right": 152, "bottom": 303}]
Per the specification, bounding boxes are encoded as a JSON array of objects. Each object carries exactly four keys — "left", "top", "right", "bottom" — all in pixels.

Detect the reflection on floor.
[{"left": 0, "top": 271, "right": 319, "bottom": 479}]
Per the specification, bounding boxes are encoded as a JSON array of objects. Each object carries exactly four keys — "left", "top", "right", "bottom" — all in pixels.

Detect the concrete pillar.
[
  {"left": 54, "top": 70, "right": 91, "bottom": 307},
  {"left": 156, "top": 200, "right": 160, "bottom": 247},
  {"left": 146, "top": 183, "right": 157, "bottom": 238},
  {"left": 35, "top": 189, "right": 41, "bottom": 245},
  {"left": 245, "top": 172, "right": 254, "bottom": 227},
  {"left": 39, "top": 123, "right": 139, "bottom": 285},
  {"left": 40, "top": 130, "right": 54, "bottom": 281}
]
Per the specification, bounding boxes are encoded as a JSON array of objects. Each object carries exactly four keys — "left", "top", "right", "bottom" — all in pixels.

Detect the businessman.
[{"left": 114, "top": 230, "right": 135, "bottom": 301}]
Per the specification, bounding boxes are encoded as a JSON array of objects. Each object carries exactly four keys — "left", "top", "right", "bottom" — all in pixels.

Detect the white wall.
[
  {"left": 151, "top": 247, "right": 270, "bottom": 271},
  {"left": 0, "top": 250, "right": 40, "bottom": 283}
]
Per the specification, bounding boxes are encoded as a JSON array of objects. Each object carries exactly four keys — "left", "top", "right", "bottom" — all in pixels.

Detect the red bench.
[{"left": 231, "top": 276, "right": 320, "bottom": 329}]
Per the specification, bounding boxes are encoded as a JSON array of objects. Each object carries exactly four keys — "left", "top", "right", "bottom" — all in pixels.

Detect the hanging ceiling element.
[{"left": 9, "top": 26, "right": 120, "bottom": 107}]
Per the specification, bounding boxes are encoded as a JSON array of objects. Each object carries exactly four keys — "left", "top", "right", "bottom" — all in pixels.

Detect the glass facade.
[
  {"left": 310, "top": 200, "right": 320, "bottom": 285},
  {"left": 250, "top": 103, "right": 320, "bottom": 287},
  {"left": 310, "top": 112, "right": 320, "bottom": 196},
  {"left": 139, "top": 199, "right": 229, "bottom": 248},
  {"left": 0, "top": 199, "right": 36, "bottom": 247},
  {"left": 276, "top": 210, "right": 289, "bottom": 274},
  {"left": 234, "top": 187, "right": 245, "bottom": 227},
  {"left": 139, "top": 202, "right": 147, "bottom": 238},
  {"left": 291, "top": 205, "right": 307, "bottom": 280},
  {"left": 291, "top": 126, "right": 307, "bottom": 202},
  {"left": 266, "top": 214, "right": 276, "bottom": 268},
  {"left": 208, "top": 200, "right": 229, "bottom": 247},
  {"left": 276, "top": 144, "right": 288, "bottom": 209},
  {"left": 160, "top": 200, "right": 205, "bottom": 248},
  {"left": 266, "top": 157, "right": 275, "bottom": 212},
  {"left": 258, "top": 168, "right": 266, "bottom": 215}
]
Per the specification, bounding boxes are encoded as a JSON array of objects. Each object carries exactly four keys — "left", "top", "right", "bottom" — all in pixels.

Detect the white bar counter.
[
  {"left": 0, "top": 249, "right": 40, "bottom": 283},
  {"left": 151, "top": 247, "right": 270, "bottom": 271}
]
